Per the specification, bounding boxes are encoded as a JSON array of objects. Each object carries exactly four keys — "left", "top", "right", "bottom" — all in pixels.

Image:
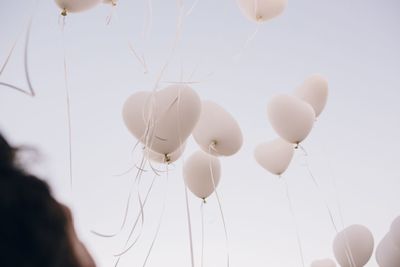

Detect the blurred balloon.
[
  {"left": 237, "top": 0, "right": 287, "bottom": 23},
  {"left": 183, "top": 150, "right": 221, "bottom": 200},
  {"left": 193, "top": 101, "right": 243, "bottom": 156},
  {"left": 333, "top": 225, "right": 374, "bottom": 267},
  {"left": 376, "top": 233, "right": 400, "bottom": 267},
  {"left": 103, "top": 0, "right": 117, "bottom": 5},
  {"left": 122, "top": 85, "right": 201, "bottom": 155},
  {"left": 55, "top": 0, "right": 101, "bottom": 14},
  {"left": 295, "top": 74, "right": 329, "bottom": 117},
  {"left": 311, "top": 258, "right": 337, "bottom": 267},
  {"left": 144, "top": 143, "right": 186, "bottom": 164},
  {"left": 254, "top": 138, "right": 294, "bottom": 176},
  {"left": 389, "top": 216, "right": 400, "bottom": 248},
  {"left": 267, "top": 94, "right": 315, "bottom": 144}
]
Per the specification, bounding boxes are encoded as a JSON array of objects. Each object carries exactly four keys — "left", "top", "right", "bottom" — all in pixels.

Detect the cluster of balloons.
[
  {"left": 254, "top": 74, "right": 329, "bottom": 176},
  {"left": 55, "top": 0, "right": 116, "bottom": 15},
  {"left": 376, "top": 216, "right": 400, "bottom": 267},
  {"left": 312, "top": 220, "right": 400, "bottom": 267},
  {"left": 122, "top": 85, "right": 243, "bottom": 201},
  {"left": 56, "top": 0, "right": 289, "bottom": 19}
]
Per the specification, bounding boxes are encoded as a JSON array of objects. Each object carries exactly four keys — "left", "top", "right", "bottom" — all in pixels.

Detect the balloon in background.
[
  {"left": 193, "top": 101, "right": 243, "bottom": 157},
  {"left": 237, "top": 0, "right": 287, "bottom": 23},
  {"left": 103, "top": 0, "right": 117, "bottom": 5},
  {"left": 376, "top": 233, "right": 400, "bottom": 267},
  {"left": 333, "top": 225, "right": 374, "bottom": 267},
  {"left": 254, "top": 138, "right": 294, "bottom": 176},
  {"left": 122, "top": 85, "right": 201, "bottom": 155},
  {"left": 183, "top": 150, "right": 221, "bottom": 200},
  {"left": 55, "top": 0, "right": 101, "bottom": 13},
  {"left": 311, "top": 258, "right": 337, "bottom": 267},
  {"left": 295, "top": 74, "right": 329, "bottom": 117},
  {"left": 267, "top": 94, "right": 315, "bottom": 144},
  {"left": 389, "top": 216, "right": 400, "bottom": 248},
  {"left": 144, "top": 143, "right": 186, "bottom": 164}
]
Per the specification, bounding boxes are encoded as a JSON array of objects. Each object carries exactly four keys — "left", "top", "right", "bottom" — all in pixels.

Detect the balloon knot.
[
  {"left": 294, "top": 143, "right": 299, "bottom": 149},
  {"left": 164, "top": 154, "right": 171, "bottom": 164},
  {"left": 111, "top": 0, "right": 117, "bottom": 6},
  {"left": 202, "top": 198, "right": 207, "bottom": 204},
  {"left": 210, "top": 140, "right": 217, "bottom": 150},
  {"left": 61, "top": 8, "right": 67, "bottom": 16}
]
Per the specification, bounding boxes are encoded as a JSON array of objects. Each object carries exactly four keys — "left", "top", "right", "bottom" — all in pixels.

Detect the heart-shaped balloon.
[
  {"left": 122, "top": 85, "right": 201, "bottom": 155},
  {"left": 254, "top": 138, "right": 294, "bottom": 176},
  {"left": 295, "top": 74, "right": 329, "bottom": 117},
  {"left": 267, "top": 94, "right": 315, "bottom": 144},
  {"left": 311, "top": 259, "right": 336, "bottom": 267}
]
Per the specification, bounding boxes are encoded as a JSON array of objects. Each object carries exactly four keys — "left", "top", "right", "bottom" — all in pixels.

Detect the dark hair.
[{"left": 0, "top": 134, "right": 81, "bottom": 267}]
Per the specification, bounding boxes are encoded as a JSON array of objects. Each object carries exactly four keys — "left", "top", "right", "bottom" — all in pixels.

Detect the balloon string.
[
  {"left": 112, "top": 11, "right": 148, "bottom": 73},
  {"left": 208, "top": 145, "right": 230, "bottom": 267},
  {"left": 94, "top": 153, "right": 148, "bottom": 245},
  {"left": 0, "top": 8, "right": 36, "bottom": 97},
  {"left": 0, "top": 82, "right": 31, "bottom": 96},
  {"left": 234, "top": 23, "right": 261, "bottom": 61},
  {"left": 141, "top": 165, "right": 169, "bottom": 267},
  {"left": 321, "top": 145, "right": 357, "bottom": 267},
  {"left": 24, "top": 16, "right": 35, "bottom": 97},
  {"left": 200, "top": 201, "right": 205, "bottom": 267},
  {"left": 113, "top": 174, "right": 158, "bottom": 258},
  {"left": 185, "top": 0, "right": 201, "bottom": 16},
  {"left": 299, "top": 146, "right": 356, "bottom": 267},
  {"left": 113, "top": 101, "right": 160, "bottom": 259},
  {"left": 91, "top": 174, "right": 157, "bottom": 239},
  {"left": 60, "top": 18, "right": 73, "bottom": 189},
  {"left": 298, "top": 145, "right": 338, "bottom": 231},
  {"left": 150, "top": 1, "right": 185, "bottom": 92},
  {"left": 0, "top": 33, "right": 20, "bottom": 76},
  {"left": 174, "top": 76, "right": 195, "bottom": 267},
  {"left": 183, "top": 181, "right": 196, "bottom": 267},
  {"left": 106, "top": 5, "right": 116, "bottom": 25},
  {"left": 283, "top": 178, "right": 306, "bottom": 267}
]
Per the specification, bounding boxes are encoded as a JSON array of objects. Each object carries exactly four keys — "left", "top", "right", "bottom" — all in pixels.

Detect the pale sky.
[{"left": 1, "top": 0, "right": 400, "bottom": 266}]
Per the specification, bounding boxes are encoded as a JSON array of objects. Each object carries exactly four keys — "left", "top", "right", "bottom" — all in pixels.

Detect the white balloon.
[
  {"left": 376, "top": 233, "right": 400, "bottom": 267},
  {"left": 311, "top": 259, "right": 337, "bottom": 267},
  {"left": 122, "top": 85, "right": 201, "bottom": 155},
  {"left": 193, "top": 101, "right": 243, "bottom": 156},
  {"left": 237, "top": 0, "right": 287, "bottom": 23},
  {"left": 389, "top": 216, "right": 400, "bottom": 248},
  {"left": 254, "top": 138, "right": 294, "bottom": 176},
  {"left": 267, "top": 94, "right": 315, "bottom": 144},
  {"left": 55, "top": 0, "right": 101, "bottom": 13},
  {"left": 295, "top": 74, "right": 329, "bottom": 117},
  {"left": 183, "top": 150, "right": 221, "bottom": 200},
  {"left": 144, "top": 143, "right": 186, "bottom": 164},
  {"left": 333, "top": 225, "right": 374, "bottom": 267}
]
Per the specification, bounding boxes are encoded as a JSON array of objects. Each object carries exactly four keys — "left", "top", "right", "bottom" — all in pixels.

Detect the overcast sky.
[{"left": 1, "top": 0, "right": 400, "bottom": 266}]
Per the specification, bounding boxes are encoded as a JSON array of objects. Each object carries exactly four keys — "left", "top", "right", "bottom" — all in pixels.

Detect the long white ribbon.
[{"left": 208, "top": 145, "right": 230, "bottom": 267}]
